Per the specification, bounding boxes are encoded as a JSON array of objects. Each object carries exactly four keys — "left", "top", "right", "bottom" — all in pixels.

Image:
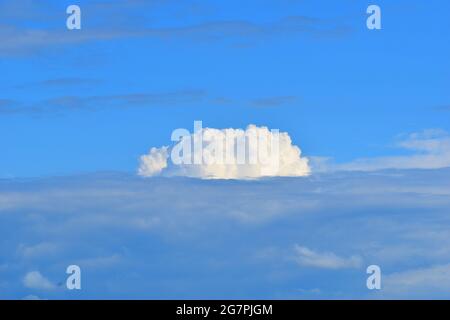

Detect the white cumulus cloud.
[
  {"left": 23, "top": 271, "right": 55, "bottom": 290},
  {"left": 138, "top": 146, "right": 169, "bottom": 176},
  {"left": 138, "top": 124, "right": 310, "bottom": 179}
]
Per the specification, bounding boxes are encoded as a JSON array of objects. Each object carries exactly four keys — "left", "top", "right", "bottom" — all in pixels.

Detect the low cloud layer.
[
  {"left": 139, "top": 124, "right": 310, "bottom": 179},
  {"left": 2, "top": 168, "right": 450, "bottom": 298},
  {"left": 381, "top": 264, "right": 450, "bottom": 298}
]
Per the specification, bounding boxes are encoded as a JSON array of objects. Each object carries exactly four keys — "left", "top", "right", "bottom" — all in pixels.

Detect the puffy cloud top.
[
  {"left": 138, "top": 147, "right": 169, "bottom": 177},
  {"left": 138, "top": 124, "right": 310, "bottom": 179}
]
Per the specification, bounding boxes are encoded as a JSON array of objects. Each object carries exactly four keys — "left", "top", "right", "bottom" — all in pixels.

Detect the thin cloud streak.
[{"left": 0, "top": 14, "right": 352, "bottom": 56}]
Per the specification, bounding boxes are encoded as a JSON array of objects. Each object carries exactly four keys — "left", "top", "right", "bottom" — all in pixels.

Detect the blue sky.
[
  {"left": 1, "top": 0, "right": 450, "bottom": 299},
  {"left": 0, "top": 0, "right": 449, "bottom": 177}
]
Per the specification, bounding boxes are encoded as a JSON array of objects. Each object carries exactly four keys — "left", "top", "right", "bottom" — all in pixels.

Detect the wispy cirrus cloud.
[
  {"left": 0, "top": 91, "right": 302, "bottom": 116},
  {"left": 435, "top": 105, "right": 450, "bottom": 112},
  {"left": 45, "top": 90, "right": 208, "bottom": 110},
  {"left": 0, "top": 90, "right": 208, "bottom": 115},
  {"left": 18, "top": 242, "right": 60, "bottom": 259},
  {"left": 250, "top": 96, "right": 298, "bottom": 108},
  {"left": 0, "top": 0, "right": 352, "bottom": 57},
  {"left": 15, "top": 77, "right": 101, "bottom": 89},
  {"left": 0, "top": 99, "right": 19, "bottom": 114},
  {"left": 311, "top": 129, "right": 450, "bottom": 173},
  {"left": 293, "top": 245, "right": 362, "bottom": 269},
  {"left": 339, "top": 129, "right": 450, "bottom": 171}
]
